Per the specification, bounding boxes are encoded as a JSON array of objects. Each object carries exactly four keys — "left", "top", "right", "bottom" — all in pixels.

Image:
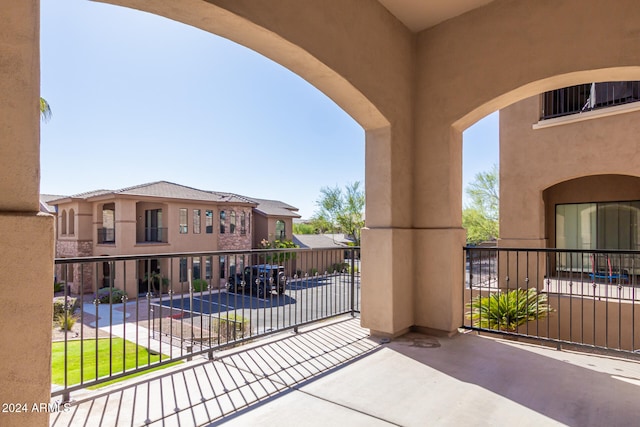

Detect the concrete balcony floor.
[{"left": 50, "top": 316, "right": 640, "bottom": 427}]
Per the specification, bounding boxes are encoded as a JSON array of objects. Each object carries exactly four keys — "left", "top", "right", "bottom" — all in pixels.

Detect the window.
[
  {"left": 220, "top": 210, "right": 226, "bottom": 234},
  {"left": 99, "top": 204, "right": 115, "bottom": 243},
  {"left": 179, "top": 208, "right": 188, "bottom": 234},
  {"left": 68, "top": 209, "right": 75, "bottom": 235},
  {"left": 240, "top": 212, "right": 246, "bottom": 235},
  {"left": 194, "top": 209, "right": 201, "bottom": 234},
  {"left": 276, "top": 220, "right": 286, "bottom": 240},
  {"left": 61, "top": 210, "right": 67, "bottom": 235},
  {"left": 205, "top": 210, "right": 213, "bottom": 234},
  {"left": 205, "top": 257, "right": 212, "bottom": 279},
  {"left": 145, "top": 209, "right": 164, "bottom": 242},
  {"left": 556, "top": 201, "right": 640, "bottom": 270},
  {"left": 230, "top": 211, "right": 236, "bottom": 234},
  {"left": 192, "top": 257, "right": 201, "bottom": 280},
  {"left": 219, "top": 257, "right": 225, "bottom": 279}
]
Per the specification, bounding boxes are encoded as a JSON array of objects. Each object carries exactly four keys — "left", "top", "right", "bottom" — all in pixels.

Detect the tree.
[
  {"left": 293, "top": 222, "right": 316, "bottom": 234},
  {"left": 312, "top": 181, "right": 365, "bottom": 245},
  {"left": 463, "top": 164, "right": 499, "bottom": 244},
  {"left": 40, "top": 97, "right": 52, "bottom": 122}
]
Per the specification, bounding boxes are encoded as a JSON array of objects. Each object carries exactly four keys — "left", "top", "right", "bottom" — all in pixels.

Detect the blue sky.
[{"left": 40, "top": 0, "right": 498, "bottom": 219}]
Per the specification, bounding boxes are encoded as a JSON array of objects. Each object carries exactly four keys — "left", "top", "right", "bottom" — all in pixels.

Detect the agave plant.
[{"left": 466, "top": 288, "right": 553, "bottom": 332}]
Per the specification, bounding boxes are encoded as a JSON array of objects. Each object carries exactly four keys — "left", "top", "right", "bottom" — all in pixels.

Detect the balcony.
[
  {"left": 541, "top": 81, "right": 640, "bottom": 120},
  {"left": 139, "top": 227, "right": 168, "bottom": 243},
  {"left": 96, "top": 228, "right": 115, "bottom": 244},
  {"left": 48, "top": 248, "right": 640, "bottom": 426},
  {"left": 48, "top": 320, "right": 640, "bottom": 425}
]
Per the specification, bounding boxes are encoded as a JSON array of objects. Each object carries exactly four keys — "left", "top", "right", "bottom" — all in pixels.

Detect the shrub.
[
  {"left": 214, "top": 314, "right": 249, "bottom": 342},
  {"left": 57, "top": 309, "right": 77, "bottom": 331},
  {"left": 96, "top": 287, "right": 126, "bottom": 304},
  {"left": 53, "top": 296, "right": 78, "bottom": 321},
  {"left": 309, "top": 268, "right": 318, "bottom": 276},
  {"left": 192, "top": 279, "right": 209, "bottom": 292},
  {"left": 53, "top": 282, "right": 64, "bottom": 293},
  {"left": 465, "top": 288, "right": 553, "bottom": 332},
  {"left": 330, "top": 262, "right": 349, "bottom": 273},
  {"left": 144, "top": 272, "right": 170, "bottom": 294}
]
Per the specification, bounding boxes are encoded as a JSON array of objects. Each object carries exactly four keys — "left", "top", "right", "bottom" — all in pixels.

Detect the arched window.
[
  {"left": 240, "top": 212, "right": 246, "bottom": 235},
  {"left": 68, "top": 209, "right": 75, "bottom": 235},
  {"left": 220, "top": 210, "right": 226, "bottom": 234},
  {"left": 230, "top": 211, "right": 236, "bottom": 234},
  {"left": 61, "top": 210, "right": 67, "bottom": 235},
  {"left": 276, "top": 220, "right": 285, "bottom": 240}
]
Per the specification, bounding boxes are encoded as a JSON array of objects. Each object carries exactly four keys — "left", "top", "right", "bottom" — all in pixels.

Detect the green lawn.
[{"left": 51, "top": 338, "right": 181, "bottom": 388}]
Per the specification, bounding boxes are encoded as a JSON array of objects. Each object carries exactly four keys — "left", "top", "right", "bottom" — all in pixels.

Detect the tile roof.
[
  {"left": 249, "top": 197, "right": 301, "bottom": 218},
  {"left": 40, "top": 194, "right": 65, "bottom": 213},
  {"left": 49, "top": 181, "right": 256, "bottom": 205},
  {"left": 44, "top": 182, "right": 301, "bottom": 216}
]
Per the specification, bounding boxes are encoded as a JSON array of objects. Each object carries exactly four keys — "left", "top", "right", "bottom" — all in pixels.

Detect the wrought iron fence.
[
  {"left": 463, "top": 246, "right": 640, "bottom": 355},
  {"left": 541, "top": 81, "right": 640, "bottom": 120},
  {"left": 51, "top": 247, "right": 360, "bottom": 401}
]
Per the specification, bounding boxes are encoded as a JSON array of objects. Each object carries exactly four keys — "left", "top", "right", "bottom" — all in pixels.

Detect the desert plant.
[
  {"left": 466, "top": 288, "right": 553, "bottom": 332},
  {"left": 191, "top": 279, "right": 209, "bottom": 292},
  {"left": 96, "top": 287, "right": 126, "bottom": 304},
  {"left": 54, "top": 282, "right": 64, "bottom": 293},
  {"left": 57, "top": 309, "right": 77, "bottom": 331}
]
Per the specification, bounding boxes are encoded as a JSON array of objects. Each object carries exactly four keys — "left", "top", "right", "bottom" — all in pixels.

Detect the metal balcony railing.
[
  {"left": 463, "top": 246, "right": 640, "bottom": 355},
  {"left": 51, "top": 247, "right": 360, "bottom": 401},
  {"left": 97, "top": 227, "right": 115, "bottom": 244},
  {"left": 141, "top": 227, "right": 168, "bottom": 243},
  {"left": 541, "top": 81, "right": 640, "bottom": 120}
]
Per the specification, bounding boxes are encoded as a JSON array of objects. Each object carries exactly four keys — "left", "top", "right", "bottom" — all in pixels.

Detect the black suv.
[{"left": 227, "top": 264, "right": 287, "bottom": 297}]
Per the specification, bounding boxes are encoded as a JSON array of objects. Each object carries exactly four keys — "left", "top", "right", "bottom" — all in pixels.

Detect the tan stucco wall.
[
  {"left": 0, "top": 3, "right": 54, "bottom": 425},
  {"left": 252, "top": 213, "right": 294, "bottom": 247},
  {"left": 500, "top": 96, "right": 640, "bottom": 248}
]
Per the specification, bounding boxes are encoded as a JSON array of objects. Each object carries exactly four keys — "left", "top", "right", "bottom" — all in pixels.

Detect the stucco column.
[
  {"left": 412, "top": 125, "right": 467, "bottom": 333},
  {"left": 360, "top": 125, "right": 416, "bottom": 337},
  {"left": 0, "top": 2, "right": 55, "bottom": 427}
]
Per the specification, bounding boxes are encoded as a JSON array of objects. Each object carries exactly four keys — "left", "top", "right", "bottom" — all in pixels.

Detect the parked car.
[{"left": 227, "top": 264, "right": 287, "bottom": 297}]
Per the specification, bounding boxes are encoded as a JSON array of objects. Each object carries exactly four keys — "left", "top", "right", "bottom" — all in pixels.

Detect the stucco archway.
[
  {"left": 7, "top": 2, "right": 640, "bottom": 424},
  {"left": 411, "top": 0, "right": 640, "bottom": 333}
]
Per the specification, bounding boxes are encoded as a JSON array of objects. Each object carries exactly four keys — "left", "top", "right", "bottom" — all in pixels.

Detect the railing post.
[{"left": 350, "top": 248, "right": 356, "bottom": 315}]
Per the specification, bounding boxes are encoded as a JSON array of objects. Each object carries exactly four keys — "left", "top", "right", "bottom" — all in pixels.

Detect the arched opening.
[
  {"left": 68, "top": 208, "right": 75, "bottom": 235},
  {"left": 60, "top": 210, "right": 67, "bottom": 235},
  {"left": 544, "top": 175, "right": 640, "bottom": 252},
  {"left": 275, "top": 219, "right": 285, "bottom": 240}
]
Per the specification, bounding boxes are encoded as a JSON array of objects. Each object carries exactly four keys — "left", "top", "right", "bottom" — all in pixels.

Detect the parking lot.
[{"left": 156, "top": 273, "right": 360, "bottom": 334}]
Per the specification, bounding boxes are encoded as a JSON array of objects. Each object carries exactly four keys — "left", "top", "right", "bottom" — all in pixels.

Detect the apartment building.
[
  {"left": 500, "top": 81, "right": 640, "bottom": 274},
  {"left": 48, "top": 181, "right": 299, "bottom": 296}
]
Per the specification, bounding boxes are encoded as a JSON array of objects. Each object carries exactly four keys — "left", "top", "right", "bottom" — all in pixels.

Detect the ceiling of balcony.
[{"left": 378, "top": 0, "right": 495, "bottom": 32}]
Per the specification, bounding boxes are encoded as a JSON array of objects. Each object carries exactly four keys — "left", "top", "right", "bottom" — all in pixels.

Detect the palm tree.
[{"left": 40, "top": 97, "right": 52, "bottom": 122}]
